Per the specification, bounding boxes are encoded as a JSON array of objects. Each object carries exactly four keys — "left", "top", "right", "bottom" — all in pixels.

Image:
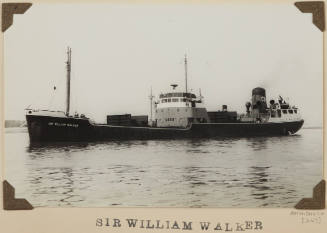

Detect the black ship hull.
[{"left": 26, "top": 115, "right": 304, "bottom": 143}]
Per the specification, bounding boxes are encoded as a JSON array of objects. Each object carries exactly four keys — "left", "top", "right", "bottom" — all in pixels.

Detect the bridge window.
[
  {"left": 271, "top": 110, "right": 276, "bottom": 118},
  {"left": 277, "top": 109, "right": 281, "bottom": 117},
  {"left": 168, "top": 98, "right": 171, "bottom": 102},
  {"left": 288, "top": 109, "right": 293, "bottom": 114},
  {"left": 172, "top": 98, "right": 179, "bottom": 102},
  {"left": 181, "top": 98, "right": 186, "bottom": 102},
  {"left": 172, "top": 93, "right": 180, "bottom": 97},
  {"left": 282, "top": 110, "right": 287, "bottom": 114},
  {"left": 294, "top": 110, "right": 297, "bottom": 114}
]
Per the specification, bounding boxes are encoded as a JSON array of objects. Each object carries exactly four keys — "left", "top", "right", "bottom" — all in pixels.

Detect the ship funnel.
[{"left": 251, "top": 87, "right": 267, "bottom": 113}]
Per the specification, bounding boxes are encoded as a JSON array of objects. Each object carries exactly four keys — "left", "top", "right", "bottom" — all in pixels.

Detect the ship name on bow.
[{"left": 48, "top": 122, "right": 79, "bottom": 127}]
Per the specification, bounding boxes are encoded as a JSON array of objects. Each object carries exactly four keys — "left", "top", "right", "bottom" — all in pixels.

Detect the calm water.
[{"left": 4, "top": 128, "right": 323, "bottom": 207}]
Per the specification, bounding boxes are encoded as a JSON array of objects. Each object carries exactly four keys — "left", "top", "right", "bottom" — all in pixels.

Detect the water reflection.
[
  {"left": 4, "top": 129, "right": 321, "bottom": 207},
  {"left": 28, "top": 142, "right": 89, "bottom": 153},
  {"left": 28, "top": 140, "right": 151, "bottom": 153},
  {"left": 184, "top": 138, "right": 238, "bottom": 154},
  {"left": 57, "top": 167, "right": 75, "bottom": 205},
  {"left": 246, "top": 137, "right": 269, "bottom": 151},
  {"left": 182, "top": 166, "right": 208, "bottom": 186},
  {"left": 240, "top": 166, "right": 270, "bottom": 207},
  {"left": 27, "top": 166, "right": 83, "bottom": 206}
]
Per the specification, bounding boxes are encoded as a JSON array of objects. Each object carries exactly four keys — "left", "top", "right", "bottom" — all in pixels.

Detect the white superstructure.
[
  {"left": 267, "top": 100, "right": 302, "bottom": 123},
  {"left": 154, "top": 85, "right": 209, "bottom": 127}
]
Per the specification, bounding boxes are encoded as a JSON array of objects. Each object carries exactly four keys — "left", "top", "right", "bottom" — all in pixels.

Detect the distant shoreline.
[{"left": 5, "top": 120, "right": 26, "bottom": 128}]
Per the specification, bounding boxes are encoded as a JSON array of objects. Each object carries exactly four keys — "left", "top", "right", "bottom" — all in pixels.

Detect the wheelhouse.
[
  {"left": 270, "top": 106, "right": 299, "bottom": 118},
  {"left": 268, "top": 101, "right": 301, "bottom": 122},
  {"left": 159, "top": 92, "right": 196, "bottom": 99},
  {"left": 156, "top": 91, "right": 204, "bottom": 109}
]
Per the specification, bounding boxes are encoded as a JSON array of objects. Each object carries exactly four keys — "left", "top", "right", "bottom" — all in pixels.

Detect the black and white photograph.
[{"left": 3, "top": 2, "right": 323, "bottom": 208}]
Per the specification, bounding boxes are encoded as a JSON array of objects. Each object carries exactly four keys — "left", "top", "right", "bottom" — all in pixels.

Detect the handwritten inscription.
[
  {"left": 290, "top": 211, "right": 324, "bottom": 224},
  {"left": 48, "top": 122, "right": 79, "bottom": 128},
  {"left": 95, "top": 218, "right": 263, "bottom": 231}
]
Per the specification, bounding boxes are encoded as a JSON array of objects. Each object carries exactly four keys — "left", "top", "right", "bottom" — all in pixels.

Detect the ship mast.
[
  {"left": 149, "top": 87, "right": 154, "bottom": 125},
  {"left": 66, "top": 47, "right": 71, "bottom": 116},
  {"left": 199, "top": 88, "right": 203, "bottom": 101},
  {"left": 184, "top": 54, "right": 188, "bottom": 94}
]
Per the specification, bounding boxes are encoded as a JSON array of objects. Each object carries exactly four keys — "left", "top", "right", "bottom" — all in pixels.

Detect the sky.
[{"left": 4, "top": 3, "right": 323, "bottom": 126}]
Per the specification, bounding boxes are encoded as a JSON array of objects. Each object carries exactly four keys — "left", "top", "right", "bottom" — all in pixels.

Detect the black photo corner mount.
[
  {"left": 2, "top": 2, "right": 34, "bottom": 210},
  {"left": 295, "top": 1, "right": 325, "bottom": 31},
  {"left": 3, "top": 180, "right": 33, "bottom": 210},
  {"left": 295, "top": 180, "right": 326, "bottom": 209},
  {"left": 2, "top": 2, "right": 32, "bottom": 32},
  {"left": 294, "top": 1, "right": 325, "bottom": 209}
]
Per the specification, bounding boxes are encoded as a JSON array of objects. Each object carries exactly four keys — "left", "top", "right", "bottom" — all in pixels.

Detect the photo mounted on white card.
[{"left": 2, "top": 1, "right": 324, "bottom": 208}]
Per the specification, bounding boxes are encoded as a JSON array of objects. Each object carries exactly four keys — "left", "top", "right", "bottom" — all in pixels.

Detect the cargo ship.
[{"left": 25, "top": 48, "right": 304, "bottom": 142}]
